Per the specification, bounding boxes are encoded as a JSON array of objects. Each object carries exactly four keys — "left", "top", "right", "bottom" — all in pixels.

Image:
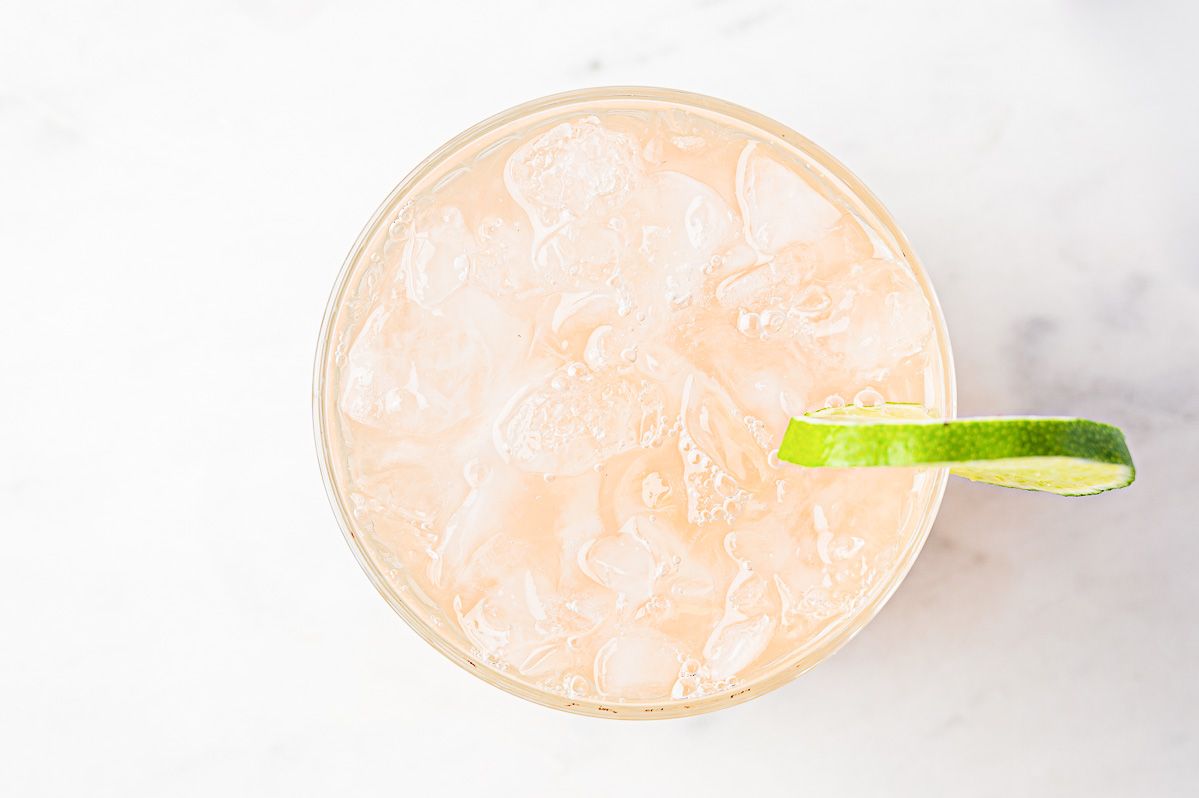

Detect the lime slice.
[{"left": 778, "top": 404, "right": 1135, "bottom": 496}]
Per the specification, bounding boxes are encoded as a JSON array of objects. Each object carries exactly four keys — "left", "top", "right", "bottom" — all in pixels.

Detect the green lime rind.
[{"left": 778, "top": 408, "right": 1135, "bottom": 496}]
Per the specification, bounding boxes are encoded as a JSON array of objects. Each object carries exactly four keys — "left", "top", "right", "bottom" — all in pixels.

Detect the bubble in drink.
[{"left": 318, "top": 93, "right": 950, "bottom": 712}]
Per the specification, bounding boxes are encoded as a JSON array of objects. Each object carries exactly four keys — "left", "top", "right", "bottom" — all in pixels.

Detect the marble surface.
[{"left": 2, "top": 1, "right": 1196, "bottom": 795}]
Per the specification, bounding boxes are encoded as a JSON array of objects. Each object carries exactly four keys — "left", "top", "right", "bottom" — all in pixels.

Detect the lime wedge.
[{"left": 778, "top": 404, "right": 1135, "bottom": 496}]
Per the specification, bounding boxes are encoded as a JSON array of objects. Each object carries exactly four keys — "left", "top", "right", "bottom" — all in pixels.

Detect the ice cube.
[
  {"left": 736, "top": 141, "right": 840, "bottom": 255},
  {"left": 635, "top": 171, "right": 738, "bottom": 304},
  {"left": 703, "top": 614, "right": 775, "bottom": 681},
  {"left": 578, "top": 530, "right": 657, "bottom": 606},
  {"left": 654, "top": 172, "right": 736, "bottom": 259},
  {"left": 723, "top": 526, "right": 796, "bottom": 574},
  {"left": 546, "top": 290, "right": 616, "bottom": 337},
  {"left": 350, "top": 460, "right": 467, "bottom": 544},
  {"left": 455, "top": 591, "right": 512, "bottom": 659},
  {"left": 774, "top": 563, "right": 841, "bottom": 628},
  {"left": 454, "top": 568, "right": 607, "bottom": 676},
  {"left": 430, "top": 466, "right": 515, "bottom": 588},
  {"left": 339, "top": 305, "right": 489, "bottom": 435},
  {"left": 494, "top": 363, "right": 667, "bottom": 477},
  {"left": 504, "top": 116, "right": 643, "bottom": 231},
  {"left": 593, "top": 630, "right": 684, "bottom": 700},
  {"left": 614, "top": 514, "right": 723, "bottom": 617},
  {"left": 533, "top": 218, "right": 628, "bottom": 292},
  {"left": 402, "top": 206, "right": 473, "bottom": 308},
  {"left": 803, "top": 259, "right": 934, "bottom": 371},
  {"left": 715, "top": 216, "right": 873, "bottom": 314},
  {"left": 677, "top": 373, "right": 770, "bottom": 525},
  {"left": 769, "top": 468, "right": 921, "bottom": 632},
  {"left": 702, "top": 568, "right": 777, "bottom": 680},
  {"left": 529, "top": 579, "right": 609, "bottom": 646},
  {"left": 596, "top": 445, "right": 682, "bottom": 533},
  {"left": 453, "top": 530, "right": 536, "bottom": 596},
  {"left": 715, "top": 261, "right": 786, "bottom": 309},
  {"left": 883, "top": 284, "right": 935, "bottom": 358},
  {"left": 470, "top": 215, "right": 535, "bottom": 297},
  {"left": 714, "top": 229, "right": 933, "bottom": 380}
]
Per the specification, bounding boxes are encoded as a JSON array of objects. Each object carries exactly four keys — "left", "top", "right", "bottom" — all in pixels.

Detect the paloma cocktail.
[{"left": 316, "top": 88, "right": 953, "bottom": 717}]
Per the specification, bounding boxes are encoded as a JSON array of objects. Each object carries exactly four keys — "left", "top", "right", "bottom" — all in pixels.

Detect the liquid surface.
[{"left": 322, "top": 99, "right": 947, "bottom": 706}]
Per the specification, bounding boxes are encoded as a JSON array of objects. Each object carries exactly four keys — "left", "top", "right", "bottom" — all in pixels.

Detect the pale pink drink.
[{"left": 315, "top": 88, "right": 953, "bottom": 717}]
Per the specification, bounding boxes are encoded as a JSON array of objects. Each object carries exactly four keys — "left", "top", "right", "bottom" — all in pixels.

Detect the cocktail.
[{"left": 314, "top": 87, "right": 1128, "bottom": 717}]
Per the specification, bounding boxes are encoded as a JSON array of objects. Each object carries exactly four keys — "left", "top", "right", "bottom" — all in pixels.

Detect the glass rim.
[{"left": 312, "top": 85, "right": 958, "bottom": 720}]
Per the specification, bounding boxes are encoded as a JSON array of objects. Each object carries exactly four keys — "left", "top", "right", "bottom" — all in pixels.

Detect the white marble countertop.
[{"left": 3, "top": 1, "right": 1196, "bottom": 795}]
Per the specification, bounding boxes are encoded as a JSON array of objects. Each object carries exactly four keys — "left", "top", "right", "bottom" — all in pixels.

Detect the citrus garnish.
[{"left": 779, "top": 404, "right": 1135, "bottom": 496}]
